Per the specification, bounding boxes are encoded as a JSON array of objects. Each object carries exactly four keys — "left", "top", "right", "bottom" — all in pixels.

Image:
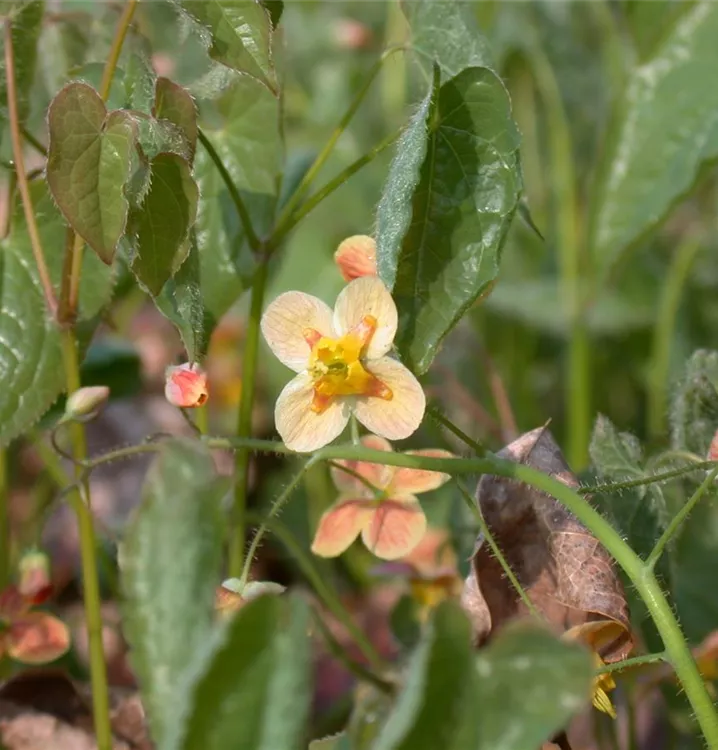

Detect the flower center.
[{"left": 304, "top": 315, "right": 393, "bottom": 413}]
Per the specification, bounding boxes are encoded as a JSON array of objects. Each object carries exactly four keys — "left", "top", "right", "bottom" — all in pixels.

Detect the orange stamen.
[{"left": 303, "top": 327, "right": 324, "bottom": 349}]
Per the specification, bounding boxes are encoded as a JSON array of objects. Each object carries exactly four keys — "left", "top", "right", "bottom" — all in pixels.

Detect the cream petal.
[
  {"left": 330, "top": 434, "right": 395, "bottom": 494},
  {"left": 275, "top": 373, "right": 350, "bottom": 452},
  {"left": 390, "top": 449, "right": 454, "bottom": 495},
  {"left": 353, "top": 357, "right": 426, "bottom": 440},
  {"left": 8, "top": 611, "right": 71, "bottom": 665},
  {"left": 333, "top": 276, "right": 397, "bottom": 359},
  {"left": 361, "top": 496, "right": 427, "bottom": 560},
  {"left": 311, "top": 497, "right": 375, "bottom": 557},
  {"left": 261, "top": 291, "right": 335, "bottom": 372}
]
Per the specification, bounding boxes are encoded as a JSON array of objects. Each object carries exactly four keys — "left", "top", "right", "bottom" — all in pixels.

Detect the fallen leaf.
[{"left": 461, "top": 426, "right": 633, "bottom": 663}]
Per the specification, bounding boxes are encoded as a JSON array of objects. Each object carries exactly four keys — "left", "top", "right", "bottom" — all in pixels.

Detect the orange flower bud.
[
  {"left": 64, "top": 385, "right": 110, "bottom": 419},
  {"left": 333, "top": 19, "right": 373, "bottom": 50},
  {"left": 164, "top": 363, "right": 208, "bottom": 408},
  {"left": 334, "top": 235, "right": 377, "bottom": 281}
]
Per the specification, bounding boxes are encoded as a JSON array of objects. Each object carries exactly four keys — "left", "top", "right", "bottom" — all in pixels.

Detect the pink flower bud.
[
  {"left": 165, "top": 363, "right": 208, "bottom": 408},
  {"left": 708, "top": 429, "right": 718, "bottom": 461},
  {"left": 18, "top": 550, "right": 52, "bottom": 605},
  {"left": 333, "top": 19, "right": 373, "bottom": 50},
  {"left": 64, "top": 386, "right": 110, "bottom": 419},
  {"left": 334, "top": 235, "right": 377, "bottom": 281}
]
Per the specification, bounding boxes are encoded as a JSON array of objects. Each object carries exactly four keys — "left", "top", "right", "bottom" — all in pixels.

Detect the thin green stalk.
[
  {"left": 228, "top": 257, "right": 269, "bottom": 577},
  {"left": 529, "top": 45, "right": 588, "bottom": 469},
  {"left": 580, "top": 459, "right": 715, "bottom": 495},
  {"left": 197, "top": 128, "right": 260, "bottom": 251},
  {"left": 206, "top": 435, "right": 718, "bottom": 746},
  {"left": 427, "top": 402, "right": 486, "bottom": 456},
  {"left": 275, "top": 46, "right": 404, "bottom": 231},
  {"left": 246, "top": 511, "right": 386, "bottom": 671},
  {"left": 648, "top": 239, "right": 701, "bottom": 439},
  {"left": 456, "top": 479, "right": 540, "bottom": 619},
  {"left": 328, "top": 460, "right": 383, "bottom": 498},
  {"left": 595, "top": 651, "right": 666, "bottom": 675},
  {"left": 0, "top": 449, "right": 9, "bottom": 590},
  {"left": 60, "top": 331, "right": 111, "bottom": 750},
  {"left": 270, "top": 129, "right": 399, "bottom": 248},
  {"left": 99, "top": 0, "right": 137, "bottom": 102},
  {"left": 238, "top": 459, "right": 314, "bottom": 591},
  {"left": 646, "top": 467, "right": 718, "bottom": 569},
  {"left": 20, "top": 125, "right": 46, "bottom": 157}
]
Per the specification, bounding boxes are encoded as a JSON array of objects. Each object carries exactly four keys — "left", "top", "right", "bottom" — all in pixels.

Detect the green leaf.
[
  {"left": 261, "top": 0, "right": 283, "bottom": 28},
  {"left": 153, "top": 77, "right": 198, "bottom": 163},
  {"left": 175, "top": 595, "right": 312, "bottom": 750},
  {"left": 0, "top": 181, "right": 112, "bottom": 446},
  {"left": 123, "top": 52, "right": 157, "bottom": 112},
  {"left": 155, "top": 231, "right": 214, "bottom": 360},
  {"left": 120, "top": 439, "right": 227, "bottom": 748},
  {"left": 589, "top": 415, "right": 668, "bottom": 562},
  {"left": 402, "top": 0, "right": 493, "bottom": 78},
  {"left": 471, "top": 621, "right": 593, "bottom": 749},
  {"left": 670, "top": 349, "right": 718, "bottom": 456},
  {"left": 373, "top": 602, "right": 477, "bottom": 750},
  {"left": 173, "top": 0, "right": 277, "bottom": 93},
  {"left": 377, "top": 66, "right": 522, "bottom": 374},
  {"left": 134, "top": 115, "right": 193, "bottom": 162},
  {"left": 129, "top": 152, "right": 199, "bottom": 296},
  {"left": 590, "top": 3, "right": 718, "bottom": 275},
  {"left": 46, "top": 83, "right": 136, "bottom": 264},
  {"left": 0, "top": 0, "right": 44, "bottom": 147}
]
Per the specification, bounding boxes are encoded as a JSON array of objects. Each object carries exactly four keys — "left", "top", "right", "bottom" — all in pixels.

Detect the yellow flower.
[
  {"left": 261, "top": 277, "right": 425, "bottom": 452},
  {"left": 591, "top": 653, "right": 617, "bottom": 719}
]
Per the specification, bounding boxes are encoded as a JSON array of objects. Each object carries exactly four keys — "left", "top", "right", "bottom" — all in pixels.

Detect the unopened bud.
[
  {"left": 214, "top": 578, "right": 285, "bottom": 619},
  {"left": 18, "top": 549, "right": 52, "bottom": 605},
  {"left": 334, "top": 235, "right": 377, "bottom": 281},
  {"left": 64, "top": 386, "right": 110, "bottom": 420},
  {"left": 333, "top": 19, "right": 373, "bottom": 50},
  {"left": 708, "top": 429, "right": 718, "bottom": 461},
  {"left": 165, "top": 363, "right": 208, "bottom": 408}
]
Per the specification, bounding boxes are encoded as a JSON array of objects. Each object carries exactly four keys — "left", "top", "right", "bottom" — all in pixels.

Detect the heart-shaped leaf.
[
  {"left": 153, "top": 77, "right": 198, "bottom": 163},
  {"left": 590, "top": 3, "right": 718, "bottom": 275},
  {"left": 173, "top": 0, "right": 277, "bottom": 93},
  {"left": 120, "top": 439, "right": 227, "bottom": 747},
  {"left": 46, "top": 82, "right": 136, "bottom": 265},
  {"left": 129, "top": 152, "right": 199, "bottom": 296},
  {"left": 377, "top": 66, "right": 521, "bottom": 374}
]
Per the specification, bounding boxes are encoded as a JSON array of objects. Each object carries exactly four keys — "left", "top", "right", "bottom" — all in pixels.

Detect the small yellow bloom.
[
  {"left": 261, "top": 277, "right": 425, "bottom": 452},
  {"left": 591, "top": 653, "right": 617, "bottom": 719}
]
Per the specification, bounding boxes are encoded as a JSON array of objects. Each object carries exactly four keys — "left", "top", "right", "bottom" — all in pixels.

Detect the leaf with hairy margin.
[
  {"left": 120, "top": 439, "right": 227, "bottom": 748},
  {"left": 46, "top": 82, "right": 136, "bottom": 265},
  {"left": 153, "top": 77, "right": 198, "bottom": 163}
]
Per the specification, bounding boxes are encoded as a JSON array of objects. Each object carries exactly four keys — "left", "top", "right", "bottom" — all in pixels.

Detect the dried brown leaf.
[{"left": 462, "top": 426, "right": 633, "bottom": 662}]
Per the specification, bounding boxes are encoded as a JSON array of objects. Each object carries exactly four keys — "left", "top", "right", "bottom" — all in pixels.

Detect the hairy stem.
[
  {"left": 59, "top": 331, "right": 112, "bottom": 750},
  {"left": 228, "top": 257, "right": 269, "bottom": 577},
  {"left": 197, "top": 128, "right": 260, "bottom": 251},
  {"left": 4, "top": 19, "right": 56, "bottom": 316},
  {"left": 580, "top": 459, "right": 715, "bottom": 495},
  {"left": 646, "top": 467, "right": 718, "bottom": 569}
]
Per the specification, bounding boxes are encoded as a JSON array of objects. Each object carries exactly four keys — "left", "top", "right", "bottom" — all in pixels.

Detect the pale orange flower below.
[
  {"left": 261, "top": 276, "right": 425, "bottom": 452},
  {"left": 0, "top": 584, "right": 70, "bottom": 665},
  {"left": 334, "top": 235, "right": 377, "bottom": 281},
  {"left": 311, "top": 435, "right": 453, "bottom": 560},
  {"left": 164, "top": 362, "right": 208, "bottom": 408}
]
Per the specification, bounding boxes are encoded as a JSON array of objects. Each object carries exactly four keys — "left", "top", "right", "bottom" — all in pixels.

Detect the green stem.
[
  {"left": 646, "top": 467, "right": 718, "bottom": 569},
  {"left": 197, "top": 128, "right": 260, "bottom": 251},
  {"left": 328, "top": 460, "right": 383, "bottom": 498},
  {"left": 20, "top": 125, "right": 46, "bottom": 157},
  {"left": 648, "top": 239, "right": 701, "bottom": 439},
  {"left": 59, "top": 331, "right": 112, "bottom": 750},
  {"left": 529, "top": 45, "right": 588, "bottom": 469},
  {"left": 427, "top": 402, "right": 486, "bottom": 456},
  {"left": 595, "top": 650, "right": 666, "bottom": 675},
  {"left": 99, "top": 0, "right": 137, "bottom": 102},
  {"left": 246, "top": 511, "right": 385, "bottom": 671},
  {"left": 238, "top": 459, "right": 314, "bottom": 591},
  {"left": 0, "top": 449, "right": 9, "bottom": 590},
  {"left": 269, "top": 129, "right": 399, "bottom": 249},
  {"left": 579, "top": 459, "right": 715, "bottom": 495},
  {"left": 456, "top": 479, "right": 540, "bottom": 619},
  {"left": 274, "top": 46, "right": 404, "bottom": 231},
  {"left": 228, "top": 257, "right": 269, "bottom": 577}
]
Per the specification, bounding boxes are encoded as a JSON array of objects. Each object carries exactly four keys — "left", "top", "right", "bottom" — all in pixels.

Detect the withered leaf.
[{"left": 461, "top": 426, "right": 633, "bottom": 663}]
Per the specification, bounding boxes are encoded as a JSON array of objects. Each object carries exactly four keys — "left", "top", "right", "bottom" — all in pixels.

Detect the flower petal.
[
  {"left": 330, "top": 434, "right": 394, "bottom": 493},
  {"left": 353, "top": 357, "right": 426, "bottom": 440},
  {"left": 333, "top": 277, "right": 397, "bottom": 359},
  {"left": 275, "top": 372, "right": 349, "bottom": 452},
  {"left": 311, "top": 497, "right": 375, "bottom": 557},
  {"left": 361, "top": 496, "right": 427, "bottom": 560},
  {"left": 8, "top": 611, "right": 71, "bottom": 665},
  {"left": 261, "top": 291, "right": 335, "bottom": 372},
  {"left": 334, "top": 235, "right": 377, "bottom": 281},
  {"left": 391, "top": 449, "right": 454, "bottom": 495}
]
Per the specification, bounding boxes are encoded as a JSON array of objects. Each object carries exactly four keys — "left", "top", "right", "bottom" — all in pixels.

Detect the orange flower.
[
  {"left": 311, "top": 435, "right": 453, "bottom": 560},
  {"left": 0, "top": 584, "right": 70, "bottom": 665},
  {"left": 164, "top": 363, "right": 208, "bottom": 408},
  {"left": 334, "top": 235, "right": 377, "bottom": 281}
]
